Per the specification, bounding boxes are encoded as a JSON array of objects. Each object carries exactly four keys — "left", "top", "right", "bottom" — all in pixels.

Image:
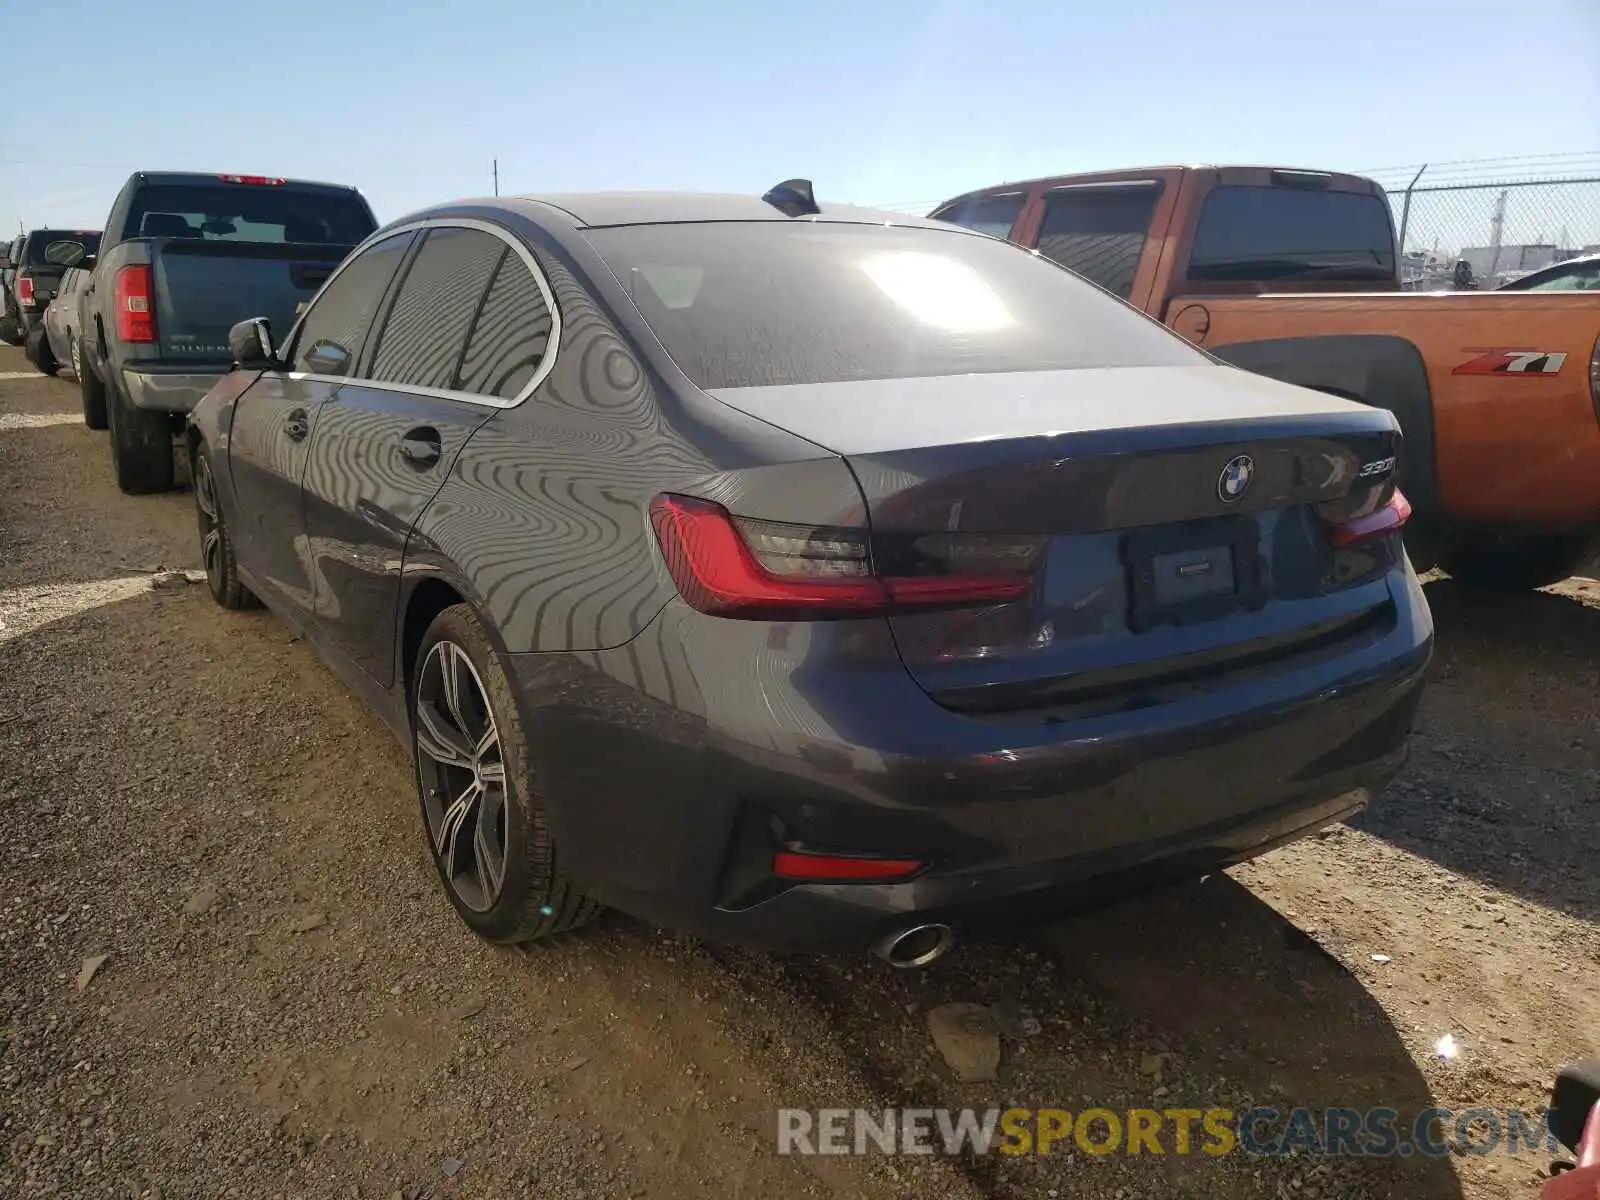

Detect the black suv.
[{"left": 3, "top": 228, "right": 101, "bottom": 348}]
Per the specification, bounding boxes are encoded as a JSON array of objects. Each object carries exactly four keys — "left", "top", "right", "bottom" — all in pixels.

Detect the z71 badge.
[{"left": 1452, "top": 348, "right": 1568, "bottom": 376}]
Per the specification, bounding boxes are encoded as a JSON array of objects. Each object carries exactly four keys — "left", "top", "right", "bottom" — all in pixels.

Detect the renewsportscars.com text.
[{"left": 777, "top": 1106, "right": 1559, "bottom": 1158}]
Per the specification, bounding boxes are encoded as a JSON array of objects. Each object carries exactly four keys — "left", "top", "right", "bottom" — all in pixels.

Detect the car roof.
[{"left": 500, "top": 191, "right": 948, "bottom": 230}]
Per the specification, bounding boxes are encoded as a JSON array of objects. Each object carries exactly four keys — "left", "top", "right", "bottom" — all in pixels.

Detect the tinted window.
[
  {"left": 288, "top": 232, "right": 414, "bottom": 376},
  {"left": 1034, "top": 185, "right": 1161, "bottom": 299},
  {"left": 367, "top": 227, "right": 503, "bottom": 390},
  {"left": 123, "top": 184, "right": 374, "bottom": 245},
  {"left": 931, "top": 193, "right": 1025, "bottom": 241},
  {"left": 585, "top": 222, "right": 1201, "bottom": 390},
  {"left": 1188, "top": 186, "right": 1396, "bottom": 281},
  {"left": 456, "top": 250, "right": 555, "bottom": 398},
  {"left": 24, "top": 230, "right": 102, "bottom": 266}
]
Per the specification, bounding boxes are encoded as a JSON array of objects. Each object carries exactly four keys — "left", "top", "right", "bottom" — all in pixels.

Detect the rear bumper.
[
  {"left": 121, "top": 368, "right": 225, "bottom": 413},
  {"left": 512, "top": 565, "right": 1434, "bottom": 955}
]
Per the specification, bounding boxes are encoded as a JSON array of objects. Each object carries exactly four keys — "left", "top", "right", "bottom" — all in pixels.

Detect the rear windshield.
[
  {"left": 1188, "top": 186, "right": 1396, "bottom": 282},
  {"left": 123, "top": 184, "right": 375, "bottom": 245},
  {"left": 584, "top": 222, "right": 1203, "bottom": 390},
  {"left": 25, "top": 230, "right": 101, "bottom": 266}
]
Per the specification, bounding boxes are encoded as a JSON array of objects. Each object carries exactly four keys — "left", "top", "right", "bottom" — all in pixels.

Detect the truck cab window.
[
  {"left": 1035, "top": 184, "right": 1162, "bottom": 299},
  {"left": 930, "top": 194, "right": 1025, "bottom": 241}
]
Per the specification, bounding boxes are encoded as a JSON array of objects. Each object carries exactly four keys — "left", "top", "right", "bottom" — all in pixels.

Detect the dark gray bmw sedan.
[{"left": 188, "top": 184, "right": 1432, "bottom": 965}]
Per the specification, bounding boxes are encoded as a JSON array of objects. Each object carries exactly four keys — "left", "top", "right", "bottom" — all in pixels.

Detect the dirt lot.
[{"left": 1, "top": 345, "right": 1596, "bottom": 1200}]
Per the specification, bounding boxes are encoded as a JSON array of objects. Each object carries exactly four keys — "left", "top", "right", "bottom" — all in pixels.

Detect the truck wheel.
[
  {"left": 75, "top": 338, "right": 107, "bottom": 429},
  {"left": 193, "top": 445, "right": 260, "bottom": 610},
  {"left": 1440, "top": 535, "right": 1597, "bottom": 592},
  {"left": 25, "top": 327, "right": 58, "bottom": 376},
  {"left": 0, "top": 314, "right": 20, "bottom": 346},
  {"left": 106, "top": 381, "right": 175, "bottom": 494}
]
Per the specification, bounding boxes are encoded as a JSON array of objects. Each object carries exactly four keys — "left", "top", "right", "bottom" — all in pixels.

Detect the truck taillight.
[
  {"left": 17, "top": 277, "right": 34, "bottom": 304},
  {"left": 114, "top": 266, "right": 156, "bottom": 343},
  {"left": 648, "top": 494, "right": 1039, "bottom": 620},
  {"left": 218, "top": 174, "right": 285, "bottom": 186}
]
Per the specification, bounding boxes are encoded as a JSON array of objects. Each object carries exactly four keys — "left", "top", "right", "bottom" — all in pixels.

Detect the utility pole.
[
  {"left": 493, "top": 159, "right": 499, "bottom": 197},
  {"left": 1488, "top": 189, "right": 1507, "bottom": 279}
]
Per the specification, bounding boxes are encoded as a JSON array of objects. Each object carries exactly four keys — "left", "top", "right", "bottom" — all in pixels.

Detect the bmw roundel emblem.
[{"left": 1218, "top": 454, "right": 1255, "bottom": 503}]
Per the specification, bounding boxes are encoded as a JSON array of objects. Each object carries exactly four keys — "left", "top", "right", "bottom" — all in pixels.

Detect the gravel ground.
[{"left": 1, "top": 347, "right": 1596, "bottom": 1200}]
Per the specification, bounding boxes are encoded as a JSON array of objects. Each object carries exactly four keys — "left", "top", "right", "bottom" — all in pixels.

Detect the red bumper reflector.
[
  {"left": 1327, "top": 487, "right": 1412, "bottom": 549},
  {"left": 772, "top": 851, "right": 924, "bottom": 882}
]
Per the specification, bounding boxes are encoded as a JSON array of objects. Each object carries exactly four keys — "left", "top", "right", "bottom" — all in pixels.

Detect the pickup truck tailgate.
[{"left": 152, "top": 240, "right": 349, "bottom": 364}]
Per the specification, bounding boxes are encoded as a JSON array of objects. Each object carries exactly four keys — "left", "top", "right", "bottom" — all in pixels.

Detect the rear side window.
[
  {"left": 289, "top": 231, "right": 414, "bottom": 376},
  {"left": 1188, "top": 186, "right": 1396, "bottom": 281},
  {"left": 123, "top": 184, "right": 375, "bottom": 245},
  {"left": 1034, "top": 185, "right": 1162, "bottom": 299},
  {"left": 455, "top": 250, "right": 555, "bottom": 399},
  {"left": 585, "top": 221, "right": 1202, "bottom": 390},
  {"left": 367, "top": 227, "right": 503, "bottom": 390},
  {"left": 930, "top": 194, "right": 1025, "bottom": 241}
]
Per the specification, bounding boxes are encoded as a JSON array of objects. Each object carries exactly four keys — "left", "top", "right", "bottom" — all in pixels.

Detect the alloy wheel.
[
  {"left": 415, "top": 641, "right": 508, "bottom": 912},
  {"left": 69, "top": 335, "right": 80, "bottom": 379}
]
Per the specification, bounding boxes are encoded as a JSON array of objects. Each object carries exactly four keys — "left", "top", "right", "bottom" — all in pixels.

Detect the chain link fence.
[{"left": 1364, "top": 154, "right": 1600, "bottom": 290}]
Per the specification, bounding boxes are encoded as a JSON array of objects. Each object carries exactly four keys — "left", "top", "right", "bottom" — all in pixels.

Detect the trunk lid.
[
  {"left": 709, "top": 365, "right": 1404, "bottom": 711},
  {"left": 151, "top": 240, "right": 351, "bottom": 365}
]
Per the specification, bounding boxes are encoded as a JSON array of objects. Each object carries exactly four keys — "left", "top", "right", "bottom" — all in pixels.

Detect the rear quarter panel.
[{"left": 1171, "top": 291, "right": 1600, "bottom": 531}]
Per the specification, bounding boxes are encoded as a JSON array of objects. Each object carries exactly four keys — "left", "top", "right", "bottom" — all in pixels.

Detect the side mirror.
[{"left": 228, "top": 317, "right": 278, "bottom": 369}]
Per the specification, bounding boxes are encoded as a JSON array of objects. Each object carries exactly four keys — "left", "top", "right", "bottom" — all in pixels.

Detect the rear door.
[
  {"left": 301, "top": 220, "right": 556, "bottom": 687},
  {"left": 227, "top": 230, "right": 415, "bottom": 615}
]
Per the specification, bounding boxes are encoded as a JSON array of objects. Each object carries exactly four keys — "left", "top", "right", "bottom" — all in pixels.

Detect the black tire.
[
  {"left": 1440, "top": 535, "right": 1596, "bottom": 592},
  {"left": 0, "top": 314, "right": 20, "bottom": 346},
  {"left": 24, "top": 326, "right": 58, "bottom": 376},
  {"left": 106, "top": 378, "right": 175, "bottom": 494},
  {"left": 412, "top": 604, "right": 600, "bottom": 943},
  {"left": 192, "top": 444, "right": 260, "bottom": 611},
  {"left": 74, "top": 337, "right": 107, "bottom": 429}
]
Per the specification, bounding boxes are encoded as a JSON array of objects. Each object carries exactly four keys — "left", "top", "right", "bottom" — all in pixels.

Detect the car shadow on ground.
[
  {"left": 1354, "top": 574, "right": 1600, "bottom": 925},
  {"left": 759, "top": 876, "right": 1464, "bottom": 1199}
]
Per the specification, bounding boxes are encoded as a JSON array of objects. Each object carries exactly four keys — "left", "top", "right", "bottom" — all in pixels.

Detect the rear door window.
[
  {"left": 930, "top": 193, "right": 1026, "bottom": 241},
  {"left": 1187, "top": 186, "right": 1396, "bottom": 281},
  {"left": 455, "top": 249, "right": 556, "bottom": 399},
  {"left": 288, "top": 231, "right": 415, "bottom": 377},
  {"left": 365, "top": 227, "right": 504, "bottom": 391},
  {"left": 1034, "top": 184, "right": 1163, "bottom": 299},
  {"left": 123, "top": 184, "right": 375, "bottom": 245}
]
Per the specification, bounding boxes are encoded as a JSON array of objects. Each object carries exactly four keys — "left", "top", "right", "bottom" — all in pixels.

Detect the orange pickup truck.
[{"left": 930, "top": 165, "right": 1600, "bottom": 590}]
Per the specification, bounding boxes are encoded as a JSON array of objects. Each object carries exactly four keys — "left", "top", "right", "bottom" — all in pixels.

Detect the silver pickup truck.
[{"left": 77, "top": 171, "right": 377, "bottom": 493}]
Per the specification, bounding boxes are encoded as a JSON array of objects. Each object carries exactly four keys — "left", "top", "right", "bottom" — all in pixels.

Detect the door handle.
[
  {"left": 283, "top": 408, "right": 310, "bottom": 442},
  {"left": 399, "top": 427, "right": 442, "bottom": 469}
]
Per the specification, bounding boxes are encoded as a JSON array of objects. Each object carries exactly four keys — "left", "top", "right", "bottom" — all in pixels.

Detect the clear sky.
[{"left": 3, "top": 0, "right": 1596, "bottom": 233}]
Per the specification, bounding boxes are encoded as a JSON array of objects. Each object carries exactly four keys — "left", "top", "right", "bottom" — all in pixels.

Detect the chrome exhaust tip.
[{"left": 874, "top": 923, "right": 955, "bottom": 969}]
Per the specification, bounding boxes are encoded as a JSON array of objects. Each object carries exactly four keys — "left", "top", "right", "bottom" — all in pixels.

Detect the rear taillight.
[
  {"left": 17, "top": 277, "right": 33, "bottom": 304},
  {"left": 771, "top": 851, "right": 924, "bottom": 882},
  {"left": 1326, "top": 487, "right": 1412, "bottom": 549},
  {"left": 113, "top": 266, "right": 156, "bottom": 343},
  {"left": 218, "top": 174, "right": 285, "bottom": 185},
  {"left": 648, "top": 493, "right": 1039, "bottom": 620}
]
